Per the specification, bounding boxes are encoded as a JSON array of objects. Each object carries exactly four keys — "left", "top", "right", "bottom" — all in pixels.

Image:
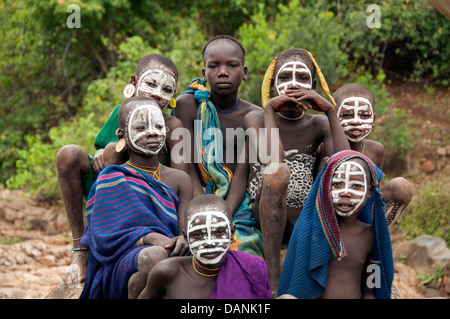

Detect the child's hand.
[
  {"left": 286, "top": 89, "right": 333, "bottom": 113},
  {"left": 265, "top": 94, "right": 309, "bottom": 114},
  {"left": 92, "top": 149, "right": 105, "bottom": 174},
  {"left": 164, "top": 235, "right": 190, "bottom": 257}
]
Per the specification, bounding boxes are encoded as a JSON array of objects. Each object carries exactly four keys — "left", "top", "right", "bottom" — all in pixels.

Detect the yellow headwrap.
[{"left": 261, "top": 48, "right": 336, "bottom": 108}]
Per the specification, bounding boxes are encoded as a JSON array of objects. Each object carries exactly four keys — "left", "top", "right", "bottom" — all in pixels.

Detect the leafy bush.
[
  {"left": 6, "top": 113, "right": 99, "bottom": 204},
  {"left": 238, "top": 0, "right": 348, "bottom": 105},
  {"left": 336, "top": 0, "right": 450, "bottom": 84},
  {"left": 399, "top": 176, "right": 450, "bottom": 247}
]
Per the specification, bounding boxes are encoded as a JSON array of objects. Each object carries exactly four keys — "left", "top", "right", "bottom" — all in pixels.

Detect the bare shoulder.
[
  {"left": 164, "top": 165, "right": 191, "bottom": 180},
  {"left": 241, "top": 99, "right": 263, "bottom": 115},
  {"left": 174, "top": 93, "right": 198, "bottom": 124},
  {"left": 163, "top": 113, "right": 184, "bottom": 129},
  {"left": 365, "top": 139, "right": 384, "bottom": 153},
  {"left": 151, "top": 256, "right": 185, "bottom": 280},
  {"left": 244, "top": 108, "right": 264, "bottom": 128},
  {"left": 364, "top": 139, "right": 384, "bottom": 167}
]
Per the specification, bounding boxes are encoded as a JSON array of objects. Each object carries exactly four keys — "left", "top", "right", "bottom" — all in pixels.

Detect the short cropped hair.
[
  {"left": 202, "top": 35, "right": 246, "bottom": 60},
  {"left": 136, "top": 54, "right": 178, "bottom": 80}
]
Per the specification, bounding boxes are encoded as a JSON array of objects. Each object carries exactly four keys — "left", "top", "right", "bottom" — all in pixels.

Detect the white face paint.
[
  {"left": 331, "top": 161, "right": 368, "bottom": 217},
  {"left": 127, "top": 103, "right": 166, "bottom": 155},
  {"left": 275, "top": 61, "right": 312, "bottom": 95},
  {"left": 187, "top": 210, "right": 231, "bottom": 265},
  {"left": 337, "top": 97, "right": 374, "bottom": 142},
  {"left": 137, "top": 69, "right": 176, "bottom": 108}
]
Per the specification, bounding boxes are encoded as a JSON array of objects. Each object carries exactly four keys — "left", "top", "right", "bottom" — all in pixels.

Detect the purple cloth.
[{"left": 210, "top": 250, "right": 271, "bottom": 299}]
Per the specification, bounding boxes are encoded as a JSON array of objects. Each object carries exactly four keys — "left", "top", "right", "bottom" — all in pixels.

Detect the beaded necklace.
[
  {"left": 126, "top": 161, "right": 162, "bottom": 180},
  {"left": 192, "top": 257, "right": 220, "bottom": 277},
  {"left": 216, "top": 97, "right": 240, "bottom": 114}
]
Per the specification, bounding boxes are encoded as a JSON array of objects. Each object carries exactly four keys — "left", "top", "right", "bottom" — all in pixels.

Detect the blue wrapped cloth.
[{"left": 278, "top": 150, "right": 394, "bottom": 299}]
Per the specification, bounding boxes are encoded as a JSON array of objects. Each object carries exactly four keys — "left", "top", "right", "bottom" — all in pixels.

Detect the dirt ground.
[{"left": 0, "top": 83, "right": 448, "bottom": 299}]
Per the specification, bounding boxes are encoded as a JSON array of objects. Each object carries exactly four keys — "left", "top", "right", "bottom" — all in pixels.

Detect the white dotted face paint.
[
  {"left": 338, "top": 97, "right": 374, "bottom": 143},
  {"left": 137, "top": 69, "right": 176, "bottom": 109},
  {"left": 127, "top": 103, "right": 166, "bottom": 155},
  {"left": 275, "top": 61, "right": 312, "bottom": 95},
  {"left": 187, "top": 210, "right": 231, "bottom": 265},
  {"left": 331, "top": 161, "right": 368, "bottom": 217}
]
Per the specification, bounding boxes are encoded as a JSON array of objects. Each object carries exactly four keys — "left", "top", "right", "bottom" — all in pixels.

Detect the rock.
[
  {"left": 393, "top": 263, "right": 424, "bottom": 299},
  {"left": 421, "top": 160, "right": 435, "bottom": 174},
  {"left": 394, "top": 235, "right": 450, "bottom": 298},
  {"left": 413, "top": 235, "right": 450, "bottom": 269},
  {"left": 394, "top": 241, "right": 434, "bottom": 274},
  {"left": 46, "top": 281, "right": 84, "bottom": 299}
]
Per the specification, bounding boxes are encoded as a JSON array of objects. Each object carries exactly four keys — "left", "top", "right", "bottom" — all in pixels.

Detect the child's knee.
[
  {"left": 262, "top": 162, "right": 290, "bottom": 191},
  {"left": 56, "top": 145, "right": 86, "bottom": 171},
  {"left": 383, "top": 177, "right": 413, "bottom": 205},
  {"left": 137, "top": 246, "right": 168, "bottom": 272}
]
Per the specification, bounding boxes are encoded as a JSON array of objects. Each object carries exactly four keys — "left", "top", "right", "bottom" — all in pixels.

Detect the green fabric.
[
  {"left": 82, "top": 104, "right": 121, "bottom": 199},
  {"left": 94, "top": 104, "right": 121, "bottom": 150},
  {"left": 81, "top": 154, "right": 97, "bottom": 200}
]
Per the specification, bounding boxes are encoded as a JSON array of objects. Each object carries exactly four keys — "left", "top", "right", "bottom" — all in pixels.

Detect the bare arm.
[
  {"left": 174, "top": 94, "right": 204, "bottom": 196},
  {"left": 289, "top": 89, "right": 350, "bottom": 154},
  {"left": 138, "top": 260, "right": 171, "bottom": 299},
  {"left": 263, "top": 95, "right": 305, "bottom": 164},
  {"left": 164, "top": 115, "right": 188, "bottom": 172},
  {"left": 225, "top": 141, "right": 249, "bottom": 215}
]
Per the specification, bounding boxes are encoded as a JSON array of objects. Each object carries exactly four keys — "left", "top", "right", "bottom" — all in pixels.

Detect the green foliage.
[
  {"left": 400, "top": 177, "right": 450, "bottom": 247},
  {"left": 335, "top": 0, "right": 450, "bottom": 84},
  {"left": 6, "top": 113, "right": 99, "bottom": 203},
  {"left": 238, "top": 0, "right": 348, "bottom": 105},
  {"left": 2, "top": 0, "right": 447, "bottom": 216}
]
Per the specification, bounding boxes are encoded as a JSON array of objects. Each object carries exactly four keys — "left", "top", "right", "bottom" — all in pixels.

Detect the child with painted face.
[
  {"left": 56, "top": 54, "right": 185, "bottom": 288},
  {"left": 138, "top": 194, "right": 271, "bottom": 299},
  {"left": 333, "top": 83, "right": 413, "bottom": 226},
  {"left": 278, "top": 151, "right": 394, "bottom": 299},
  {"left": 175, "top": 35, "right": 265, "bottom": 260},
  {"left": 79, "top": 96, "right": 193, "bottom": 299},
  {"left": 103, "top": 53, "right": 184, "bottom": 170},
  {"left": 244, "top": 48, "right": 350, "bottom": 296}
]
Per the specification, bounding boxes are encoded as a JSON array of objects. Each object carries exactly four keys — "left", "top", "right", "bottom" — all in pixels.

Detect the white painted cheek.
[
  {"left": 275, "top": 61, "right": 312, "bottom": 95},
  {"left": 332, "top": 162, "right": 367, "bottom": 217},
  {"left": 187, "top": 211, "right": 231, "bottom": 265}
]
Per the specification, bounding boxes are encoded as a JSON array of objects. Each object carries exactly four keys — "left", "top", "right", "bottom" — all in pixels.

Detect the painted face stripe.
[
  {"left": 275, "top": 61, "right": 312, "bottom": 95},
  {"left": 331, "top": 162, "right": 367, "bottom": 217}
]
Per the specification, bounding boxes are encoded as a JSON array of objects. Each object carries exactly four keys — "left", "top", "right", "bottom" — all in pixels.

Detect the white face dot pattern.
[
  {"left": 337, "top": 96, "right": 374, "bottom": 142},
  {"left": 275, "top": 61, "right": 312, "bottom": 95},
  {"left": 127, "top": 104, "right": 166, "bottom": 155},
  {"left": 137, "top": 69, "right": 176, "bottom": 108},
  {"left": 187, "top": 210, "right": 231, "bottom": 265},
  {"left": 331, "top": 161, "right": 368, "bottom": 217}
]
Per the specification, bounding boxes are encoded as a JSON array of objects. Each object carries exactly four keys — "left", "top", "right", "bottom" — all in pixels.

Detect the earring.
[
  {"left": 123, "top": 83, "right": 136, "bottom": 98},
  {"left": 115, "top": 138, "right": 127, "bottom": 153},
  {"left": 168, "top": 97, "right": 176, "bottom": 109}
]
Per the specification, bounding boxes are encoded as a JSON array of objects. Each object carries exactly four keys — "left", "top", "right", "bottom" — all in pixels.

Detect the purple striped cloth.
[{"left": 80, "top": 165, "right": 179, "bottom": 299}]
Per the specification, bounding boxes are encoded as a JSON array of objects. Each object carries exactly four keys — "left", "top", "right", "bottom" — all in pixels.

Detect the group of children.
[{"left": 56, "top": 35, "right": 413, "bottom": 299}]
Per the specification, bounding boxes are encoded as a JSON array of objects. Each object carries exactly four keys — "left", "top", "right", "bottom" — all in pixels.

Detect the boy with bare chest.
[
  {"left": 175, "top": 36, "right": 264, "bottom": 258},
  {"left": 333, "top": 83, "right": 413, "bottom": 226},
  {"left": 278, "top": 151, "right": 394, "bottom": 299},
  {"left": 138, "top": 194, "right": 271, "bottom": 299},
  {"left": 245, "top": 48, "right": 349, "bottom": 295}
]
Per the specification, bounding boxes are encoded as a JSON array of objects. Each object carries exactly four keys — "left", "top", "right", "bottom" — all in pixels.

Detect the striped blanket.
[
  {"left": 79, "top": 165, "right": 179, "bottom": 299},
  {"left": 278, "top": 150, "right": 394, "bottom": 299},
  {"left": 182, "top": 79, "right": 264, "bottom": 260}
]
